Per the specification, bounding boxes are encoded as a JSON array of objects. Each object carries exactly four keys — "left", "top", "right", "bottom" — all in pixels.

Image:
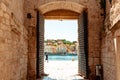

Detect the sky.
[{"left": 45, "top": 20, "right": 78, "bottom": 42}]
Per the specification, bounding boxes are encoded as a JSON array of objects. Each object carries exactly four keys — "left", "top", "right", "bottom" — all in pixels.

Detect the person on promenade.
[{"left": 45, "top": 52, "right": 48, "bottom": 63}]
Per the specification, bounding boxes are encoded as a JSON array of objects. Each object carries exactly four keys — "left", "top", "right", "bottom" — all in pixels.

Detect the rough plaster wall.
[
  {"left": 105, "top": 0, "right": 120, "bottom": 28},
  {"left": 110, "top": 1, "right": 120, "bottom": 27},
  {"left": 0, "top": 0, "right": 28, "bottom": 80}
]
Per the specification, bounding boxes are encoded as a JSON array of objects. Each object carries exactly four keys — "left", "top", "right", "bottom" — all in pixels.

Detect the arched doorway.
[{"left": 36, "top": 1, "right": 88, "bottom": 79}]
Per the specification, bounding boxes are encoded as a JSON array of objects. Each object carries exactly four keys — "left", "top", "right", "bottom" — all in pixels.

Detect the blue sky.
[{"left": 45, "top": 20, "right": 78, "bottom": 42}]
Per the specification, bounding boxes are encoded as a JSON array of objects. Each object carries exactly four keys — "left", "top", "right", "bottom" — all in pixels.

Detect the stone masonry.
[
  {"left": 24, "top": 0, "right": 37, "bottom": 79},
  {"left": 0, "top": 0, "right": 120, "bottom": 80},
  {"left": 0, "top": 0, "right": 103, "bottom": 80},
  {"left": 0, "top": 0, "right": 28, "bottom": 80},
  {"left": 101, "top": 0, "right": 120, "bottom": 80},
  {"left": 36, "top": 1, "right": 103, "bottom": 79}
]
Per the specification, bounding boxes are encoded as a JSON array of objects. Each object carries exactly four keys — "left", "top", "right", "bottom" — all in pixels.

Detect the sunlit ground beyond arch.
[{"left": 43, "top": 60, "right": 84, "bottom": 80}]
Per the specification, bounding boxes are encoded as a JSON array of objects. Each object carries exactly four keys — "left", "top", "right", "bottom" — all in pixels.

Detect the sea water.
[{"left": 45, "top": 53, "right": 78, "bottom": 61}]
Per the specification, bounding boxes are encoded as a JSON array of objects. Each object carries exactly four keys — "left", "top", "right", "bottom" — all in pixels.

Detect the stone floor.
[{"left": 38, "top": 60, "right": 84, "bottom": 80}]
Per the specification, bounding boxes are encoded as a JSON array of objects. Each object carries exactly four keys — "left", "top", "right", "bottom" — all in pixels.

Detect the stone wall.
[
  {"left": 0, "top": 0, "right": 28, "bottom": 80},
  {"left": 36, "top": 0, "right": 87, "bottom": 7},
  {"left": 87, "top": 0, "right": 104, "bottom": 79},
  {"left": 101, "top": 33, "right": 116, "bottom": 80},
  {"left": 110, "top": 1, "right": 120, "bottom": 27},
  {"left": 101, "top": 22, "right": 120, "bottom": 80},
  {"left": 30, "top": 0, "right": 120, "bottom": 80},
  {"left": 102, "top": 0, "right": 120, "bottom": 80},
  {"left": 24, "top": 0, "right": 37, "bottom": 80},
  {"left": 36, "top": 0, "right": 104, "bottom": 79},
  {"left": 1, "top": 0, "right": 117, "bottom": 80}
]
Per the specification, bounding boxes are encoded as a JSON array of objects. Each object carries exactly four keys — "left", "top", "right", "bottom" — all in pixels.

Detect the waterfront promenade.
[{"left": 42, "top": 60, "right": 84, "bottom": 80}]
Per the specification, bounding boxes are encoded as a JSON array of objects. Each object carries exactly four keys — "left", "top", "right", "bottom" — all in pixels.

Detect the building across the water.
[{"left": 44, "top": 39, "right": 78, "bottom": 54}]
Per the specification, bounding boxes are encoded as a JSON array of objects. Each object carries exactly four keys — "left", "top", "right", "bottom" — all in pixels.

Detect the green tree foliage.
[
  {"left": 45, "top": 39, "right": 76, "bottom": 45},
  {"left": 61, "top": 39, "right": 72, "bottom": 45}
]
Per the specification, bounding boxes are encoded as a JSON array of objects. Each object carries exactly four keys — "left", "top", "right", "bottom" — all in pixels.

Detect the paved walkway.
[{"left": 40, "top": 60, "right": 84, "bottom": 80}]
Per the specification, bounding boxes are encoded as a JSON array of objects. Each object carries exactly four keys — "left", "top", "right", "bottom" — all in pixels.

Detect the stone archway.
[
  {"left": 36, "top": 1, "right": 88, "bottom": 79},
  {"left": 38, "top": 1, "right": 85, "bottom": 14}
]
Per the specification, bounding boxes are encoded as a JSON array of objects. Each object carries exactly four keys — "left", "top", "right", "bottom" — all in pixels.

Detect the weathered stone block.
[
  {"left": 4, "top": 12, "right": 9, "bottom": 19},
  {"left": 0, "top": 2, "right": 6, "bottom": 11},
  {"left": 0, "top": 9, "right": 3, "bottom": 16}
]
